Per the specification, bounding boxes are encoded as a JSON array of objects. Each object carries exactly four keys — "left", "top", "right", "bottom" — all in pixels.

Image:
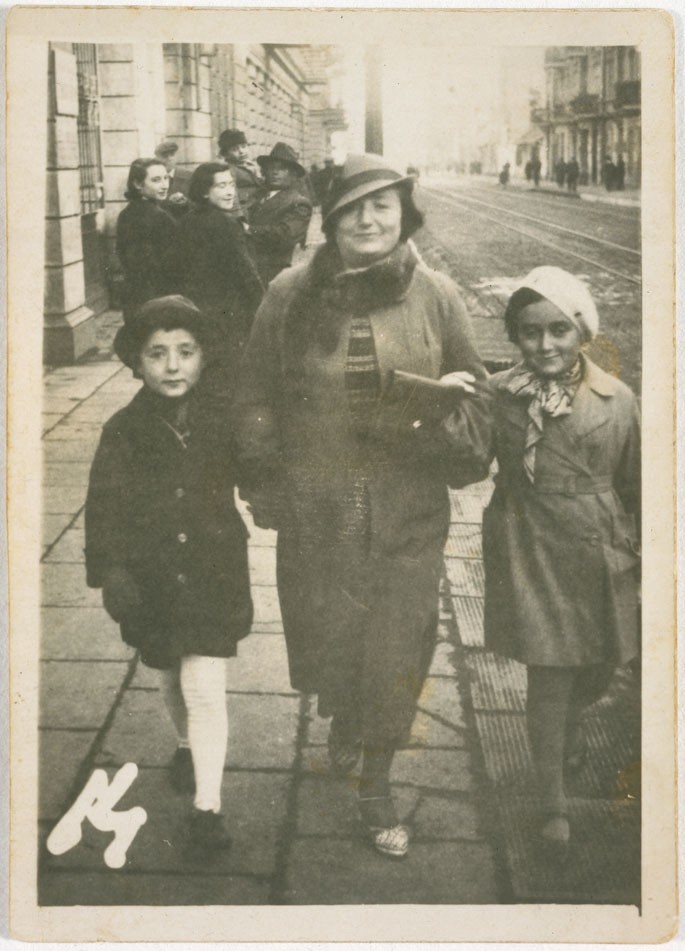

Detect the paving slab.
[
  {"left": 497, "top": 793, "right": 640, "bottom": 905},
  {"left": 474, "top": 711, "right": 531, "bottom": 790},
  {"left": 444, "top": 557, "right": 485, "bottom": 597},
  {"left": 43, "top": 414, "right": 64, "bottom": 434},
  {"left": 42, "top": 397, "right": 83, "bottom": 415},
  {"left": 392, "top": 748, "right": 473, "bottom": 793},
  {"left": 295, "top": 775, "right": 419, "bottom": 838},
  {"left": 39, "top": 729, "right": 98, "bottom": 821},
  {"left": 98, "top": 689, "right": 299, "bottom": 770},
  {"left": 40, "top": 660, "right": 130, "bottom": 729},
  {"left": 42, "top": 564, "right": 102, "bottom": 607},
  {"left": 40, "top": 607, "right": 133, "bottom": 661},
  {"left": 417, "top": 675, "right": 467, "bottom": 730},
  {"left": 42, "top": 462, "right": 92, "bottom": 486},
  {"left": 412, "top": 793, "right": 482, "bottom": 841},
  {"left": 42, "top": 420, "right": 105, "bottom": 441},
  {"left": 452, "top": 595, "right": 485, "bottom": 648},
  {"left": 43, "top": 529, "right": 86, "bottom": 563},
  {"left": 428, "top": 640, "right": 458, "bottom": 676},
  {"left": 408, "top": 710, "right": 467, "bottom": 749},
  {"left": 39, "top": 869, "right": 269, "bottom": 906},
  {"left": 449, "top": 491, "right": 490, "bottom": 524},
  {"left": 42, "top": 512, "right": 77, "bottom": 546},
  {"left": 445, "top": 522, "right": 483, "bottom": 559},
  {"left": 225, "top": 633, "right": 294, "bottom": 694},
  {"left": 42, "top": 440, "right": 99, "bottom": 462},
  {"left": 251, "top": 585, "right": 282, "bottom": 624},
  {"left": 284, "top": 839, "right": 497, "bottom": 904},
  {"left": 42, "top": 768, "right": 290, "bottom": 880},
  {"left": 248, "top": 545, "right": 277, "bottom": 586},
  {"left": 465, "top": 651, "right": 527, "bottom": 712},
  {"left": 42, "top": 483, "right": 88, "bottom": 515}
]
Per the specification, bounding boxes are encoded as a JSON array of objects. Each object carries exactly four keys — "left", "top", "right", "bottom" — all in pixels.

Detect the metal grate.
[{"left": 74, "top": 44, "right": 104, "bottom": 215}]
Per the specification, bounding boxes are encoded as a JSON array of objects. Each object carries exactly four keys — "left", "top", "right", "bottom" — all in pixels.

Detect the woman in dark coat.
[
  {"left": 179, "top": 162, "right": 264, "bottom": 399},
  {"left": 85, "top": 296, "right": 253, "bottom": 852},
  {"left": 115, "top": 158, "right": 180, "bottom": 322},
  {"left": 483, "top": 266, "right": 640, "bottom": 860},
  {"left": 234, "top": 153, "right": 492, "bottom": 858}
]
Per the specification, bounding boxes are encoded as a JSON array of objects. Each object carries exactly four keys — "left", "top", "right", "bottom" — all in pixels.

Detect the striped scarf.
[{"left": 502, "top": 360, "right": 583, "bottom": 483}]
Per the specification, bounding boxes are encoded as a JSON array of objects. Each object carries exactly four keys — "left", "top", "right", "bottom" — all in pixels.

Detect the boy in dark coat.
[{"left": 85, "top": 295, "right": 253, "bottom": 853}]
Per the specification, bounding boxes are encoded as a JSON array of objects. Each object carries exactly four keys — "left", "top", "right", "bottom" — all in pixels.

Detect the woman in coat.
[
  {"left": 179, "top": 162, "right": 264, "bottom": 398},
  {"left": 234, "top": 153, "right": 492, "bottom": 858},
  {"left": 483, "top": 266, "right": 640, "bottom": 860},
  {"left": 116, "top": 158, "right": 180, "bottom": 322}
]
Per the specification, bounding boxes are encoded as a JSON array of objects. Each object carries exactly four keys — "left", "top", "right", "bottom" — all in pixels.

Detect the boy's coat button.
[
  {"left": 177, "top": 573, "right": 187, "bottom": 584},
  {"left": 177, "top": 533, "right": 188, "bottom": 543},
  {"left": 175, "top": 488, "right": 185, "bottom": 498}
]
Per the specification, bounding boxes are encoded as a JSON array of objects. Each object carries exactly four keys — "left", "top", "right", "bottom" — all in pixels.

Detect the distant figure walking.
[
  {"left": 603, "top": 155, "right": 616, "bottom": 192},
  {"left": 524, "top": 160, "right": 533, "bottom": 182},
  {"left": 615, "top": 156, "right": 626, "bottom": 191},
  {"left": 531, "top": 157, "right": 542, "bottom": 187},
  {"left": 565, "top": 157, "right": 580, "bottom": 193},
  {"left": 555, "top": 160, "right": 567, "bottom": 189},
  {"left": 499, "top": 162, "right": 510, "bottom": 187}
]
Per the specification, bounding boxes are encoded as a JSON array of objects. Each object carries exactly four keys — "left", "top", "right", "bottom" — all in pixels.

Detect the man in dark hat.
[
  {"left": 248, "top": 142, "right": 313, "bottom": 286},
  {"left": 218, "top": 129, "right": 263, "bottom": 220},
  {"left": 154, "top": 140, "right": 193, "bottom": 218}
]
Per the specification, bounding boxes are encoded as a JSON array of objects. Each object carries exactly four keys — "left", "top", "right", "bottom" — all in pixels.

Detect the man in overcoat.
[{"left": 248, "top": 142, "right": 313, "bottom": 286}]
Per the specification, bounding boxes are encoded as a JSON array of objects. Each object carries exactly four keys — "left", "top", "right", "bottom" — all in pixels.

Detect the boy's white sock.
[{"left": 180, "top": 654, "right": 228, "bottom": 813}]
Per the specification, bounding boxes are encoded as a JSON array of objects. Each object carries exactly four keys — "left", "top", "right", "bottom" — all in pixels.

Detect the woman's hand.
[{"left": 437, "top": 371, "right": 477, "bottom": 395}]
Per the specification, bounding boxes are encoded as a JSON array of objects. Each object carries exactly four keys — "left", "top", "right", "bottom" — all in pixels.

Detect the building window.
[{"left": 74, "top": 44, "right": 104, "bottom": 214}]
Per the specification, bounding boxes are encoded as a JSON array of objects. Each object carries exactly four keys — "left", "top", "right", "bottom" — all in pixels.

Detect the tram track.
[{"left": 424, "top": 186, "right": 642, "bottom": 287}]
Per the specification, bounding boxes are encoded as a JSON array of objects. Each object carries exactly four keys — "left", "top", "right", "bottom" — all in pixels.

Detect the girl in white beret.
[{"left": 483, "top": 266, "right": 640, "bottom": 862}]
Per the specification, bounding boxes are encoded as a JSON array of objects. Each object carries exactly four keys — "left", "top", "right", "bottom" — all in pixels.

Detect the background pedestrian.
[
  {"left": 115, "top": 158, "right": 180, "bottom": 323},
  {"left": 248, "top": 142, "right": 313, "bottom": 285},
  {"left": 179, "top": 162, "right": 263, "bottom": 401}
]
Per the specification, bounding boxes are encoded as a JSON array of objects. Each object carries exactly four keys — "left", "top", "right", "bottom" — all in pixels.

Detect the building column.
[{"left": 44, "top": 44, "right": 96, "bottom": 365}]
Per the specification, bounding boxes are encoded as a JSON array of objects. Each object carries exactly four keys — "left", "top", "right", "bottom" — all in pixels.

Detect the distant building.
[
  {"left": 531, "top": 46, "right": 640, "bottom": 188},
  {"left": 45, "top": 42, "right": 346, "bottom": 364}
]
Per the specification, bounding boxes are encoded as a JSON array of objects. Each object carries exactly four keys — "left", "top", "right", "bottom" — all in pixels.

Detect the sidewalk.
[
  {"left": 425, "top": 172, "right": 641, "bottom": 209},
  {"left": 39, "top": 355, "right": 500, "bottom": 906}
]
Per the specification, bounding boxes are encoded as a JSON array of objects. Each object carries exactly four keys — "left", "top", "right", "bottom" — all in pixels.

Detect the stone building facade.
[
  {"left": 45, "top": 42, "right": 345, "bottom": 364},
  {"left": 531, "top": 46, "right": 641, "bottom": 188}
]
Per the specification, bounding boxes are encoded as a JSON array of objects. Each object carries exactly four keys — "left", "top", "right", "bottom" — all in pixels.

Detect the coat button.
[
  {"left": 178, "top": 532, "right": 188, "bottom": 543},
  {"left": 177, "top": 573, "right": 187, "bottom": 584},
  {"left": 175, "top": 488, "right": 185, "bottom": 498}
]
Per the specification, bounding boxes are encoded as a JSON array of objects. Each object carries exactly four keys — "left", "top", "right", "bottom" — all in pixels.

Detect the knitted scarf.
[
  {"left": 283, "top": 241, "right": 418, "bottom": 372},
  {"left": 501, "top": 359, "right": 584, "bottom": 483}
]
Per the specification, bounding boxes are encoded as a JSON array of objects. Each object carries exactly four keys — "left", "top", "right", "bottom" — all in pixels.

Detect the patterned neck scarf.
[{"left": 502, "top": 359, "right": 584, "bottom": 482}]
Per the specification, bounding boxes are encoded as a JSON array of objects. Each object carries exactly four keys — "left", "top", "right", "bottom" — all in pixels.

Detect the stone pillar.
[
  {"left": 163, "top": 44, "right": 213, "bottom": 166},
  {"left": 44, "top": 44, "right": 98, "bottom": 365},
  {"left": 98, "top": 43, "right": 165, "bottom": 308}
]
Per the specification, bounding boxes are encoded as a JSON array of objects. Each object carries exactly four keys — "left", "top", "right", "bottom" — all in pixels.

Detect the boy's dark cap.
[
  {"left": 219, "top": 129, "right": 248, "bottom": 152},
  {"left": 114, "top": 295, "right": 221, "bottom": 370}
]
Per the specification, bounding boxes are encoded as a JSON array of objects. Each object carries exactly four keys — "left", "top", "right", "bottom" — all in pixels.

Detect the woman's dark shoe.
[
  {"left": 537, "top": 814, "right": 570, "bottom": 865},
  {"left": 327, "top": 721, "right": 362, "bottom": 776},
  {"left": 188, "top": 809, "right": 232, "bottom": 852},
  {"left": 169, "top": 747, "right": 195, "bottom": 793},
  {"left": 359, "top": 796, "right": 409, "bottom": 859}
]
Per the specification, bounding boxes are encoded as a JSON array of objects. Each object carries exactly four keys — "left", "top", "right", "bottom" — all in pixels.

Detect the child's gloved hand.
[{"left": 102, "top": 566, "right": 141, "bottom": 622}]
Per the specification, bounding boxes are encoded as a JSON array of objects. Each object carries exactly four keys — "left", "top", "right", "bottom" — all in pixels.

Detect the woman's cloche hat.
[
  {"left": 322, "top": 153, "right": 414, "bottom": 224},
  {"left": 256, "top": 142, "right": 306, "bottom": 177},
  {"left": 505, "top": 266, "right": 600, "bottom": 341},
  {"left": 114, "top": 295, "right": 221, "bottom": 370}
]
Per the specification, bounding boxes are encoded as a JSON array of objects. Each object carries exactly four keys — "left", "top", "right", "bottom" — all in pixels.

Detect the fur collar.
[{"left": 285, "top": 241, "right": 418, "bottom": 361}]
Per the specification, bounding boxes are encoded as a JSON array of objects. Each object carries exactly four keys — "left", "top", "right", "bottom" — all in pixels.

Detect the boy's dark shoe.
[
  {"left": 169, "top": 747, "right": 195, "bottom": 793},
  {"left": 188, "top": 809, "right": 232, "bottom": 853}
]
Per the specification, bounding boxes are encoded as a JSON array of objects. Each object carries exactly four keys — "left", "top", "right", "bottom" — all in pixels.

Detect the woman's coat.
[
  {"left": 234, "top": 251, "right": 492, "bottom": 745},
  {"left": 115, "top": 198, "right": 180, "bottom": 321},
  {"left": 85, "top": 387, "right": 253, "bottom": 669},
  {"left": 179, "top": 205, "right": 264, "bottom": 374},
  {"left": 483, "top": 357, "right": 640, "bottom": 667}
]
